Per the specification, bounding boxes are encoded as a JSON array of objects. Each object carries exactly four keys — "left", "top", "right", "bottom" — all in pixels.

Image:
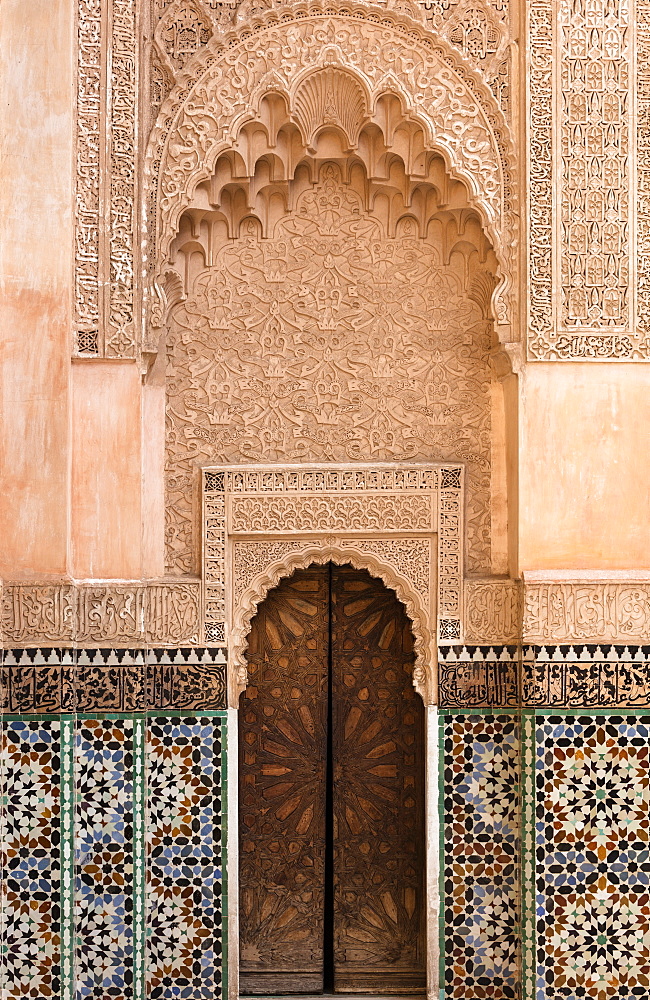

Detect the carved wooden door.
[
  {"left": 239, "top": 567, "right": 330, "bottom": 995},
  {"left": 331, "top": 565, "right": 426, "bottom": 993},
  {"left": 239, "top": 564, "right": 425, "bottom": 995}
]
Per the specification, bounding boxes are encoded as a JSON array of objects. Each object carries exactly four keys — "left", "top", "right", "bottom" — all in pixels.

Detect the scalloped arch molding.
[
  {"left": 231, "top": 544, "right": 434, "bottom": 704},
  {"left": 144, "top": 0, "right": 517, "bottom": 336}
]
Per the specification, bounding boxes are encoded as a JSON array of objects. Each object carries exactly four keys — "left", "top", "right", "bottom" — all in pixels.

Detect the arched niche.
[
  {"left": 144, "top": 0, "right": 517, "bottom": 339},
  {"left": 147, "top": 1, "right": 519, "bottom": 590}
]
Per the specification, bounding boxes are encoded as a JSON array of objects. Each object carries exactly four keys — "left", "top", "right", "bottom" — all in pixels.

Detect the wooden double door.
[{"left": 239, "top": 564, "right": 425, "bottom": 995}]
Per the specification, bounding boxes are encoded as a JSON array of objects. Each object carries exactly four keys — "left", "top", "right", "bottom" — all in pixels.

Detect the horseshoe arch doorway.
[{"left": 238, "top": 562, "right": 426, "bottom": 995}]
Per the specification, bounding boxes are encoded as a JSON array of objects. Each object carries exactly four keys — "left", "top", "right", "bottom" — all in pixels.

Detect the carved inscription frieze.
[
  {"left": 523, "top": 581, "right": 650, "bottom": 643},
  {"left": 522, "top": 645, "right": 650, "bottom": 708},
  {"left": 0, "top": 647, "right": 227, "bottom": 712},
  {"left": 74, "top": 0, "right": 137, "bottom": 358},
  {"left": 438, "top": 644, "right": 650, "bottom": 708},
  {"left": 464, "top": 578, "right": 521, "bottom": 643},
  {"left": 2, "top": 583, "right": 201, "bottom": 648}
]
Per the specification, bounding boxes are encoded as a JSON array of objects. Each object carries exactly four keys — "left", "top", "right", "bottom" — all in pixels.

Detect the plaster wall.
[
  {"left": 71, "top": 362, "right": 142, "bottom": 579},
  {"left": 0, "top": 0, "right": 74, "bottom": 579},
  {"left": 519, "top": 363, "right": 650, "bottom": 572}
]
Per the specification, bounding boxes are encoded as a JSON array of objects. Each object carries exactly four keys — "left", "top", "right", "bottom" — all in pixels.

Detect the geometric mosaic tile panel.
[
  {"left": 146, "top": 717, "right": 225, "bottom": 1000},
  {"left": 526, "top": 714, "right": 650, "bottom": 1000},
  {"left": 75, "top": 719, "right": 144, "bottom": 1000},
  {"left": 0, "top": 712, "right": 226, "bottom": 1000},
  {"left": 0, "top": 720, "right": 63, "bottom": 999},
  {"left": 441, "top": 712, "right": 521, "bottom": 999}
]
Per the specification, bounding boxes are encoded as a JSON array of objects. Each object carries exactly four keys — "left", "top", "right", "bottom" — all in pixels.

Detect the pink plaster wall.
[
  {"left": 0, "top": 0, "right": 74, "bottom": 579},
  {"left": 520, "top": 364, "right": 650, "bottom": 571},
  {"left": 71, "top": 362, "right": 142, "bottom": 579}
]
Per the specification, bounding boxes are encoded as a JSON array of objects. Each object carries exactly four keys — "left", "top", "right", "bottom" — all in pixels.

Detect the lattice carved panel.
[{"left": 528, "top": 0, "right": 650, "bottom": 359}]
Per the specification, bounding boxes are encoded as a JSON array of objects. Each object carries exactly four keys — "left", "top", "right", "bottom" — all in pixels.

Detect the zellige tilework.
[
  {"left": 532, "top": 714, "right": 650, "bottom": 1000},
  {"left": 0, "top": 720, "right": 62, "bottom": 998},
  {"left": 146, "top": 717, "right": 224, "bottom": 1000},
  {"left": 441, "top": 713, "right": 520, "bottom": 999},
  {"left": 75, "top": 719, "right": 138, "bottom": 1000}
]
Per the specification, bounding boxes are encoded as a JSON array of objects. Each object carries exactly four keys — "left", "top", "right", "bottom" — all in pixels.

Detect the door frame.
[{"left": 202, "top": 463, "right": 466, "bottom": 1000}]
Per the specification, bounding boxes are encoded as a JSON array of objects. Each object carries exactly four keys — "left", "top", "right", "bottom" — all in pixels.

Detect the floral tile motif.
[
  {"left": 442, "top": 713, "right": 520, "bottom": 999},
  {"left": 75, "top": 719, "right": 137, "bottom": 999},
  {"left": 146, "top": 717, "right": 224, "bottom": 1000},
  {"left": 535, "top": 715, "right": 650, "bottom": 1000},
  {"left": 0, "top": 720, "right": 62, "bottom": 998}
]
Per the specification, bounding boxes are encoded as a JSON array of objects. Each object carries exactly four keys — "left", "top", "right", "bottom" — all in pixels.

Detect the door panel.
[
  {"left": 331, "top": 565, "right": 426, "bottom": 993},
  {"left": 239, "top": 567, "right": 330, "bottom": 995}
]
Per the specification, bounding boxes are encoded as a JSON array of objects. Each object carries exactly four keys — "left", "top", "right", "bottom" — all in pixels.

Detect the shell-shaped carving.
[{"left": 293, "top": 68, "right": 368, "bottom": 148}]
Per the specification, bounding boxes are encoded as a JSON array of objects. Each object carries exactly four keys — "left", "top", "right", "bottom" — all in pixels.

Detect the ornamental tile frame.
[{"left": 202, "top": 462, "right": 464, "bottom": 705}]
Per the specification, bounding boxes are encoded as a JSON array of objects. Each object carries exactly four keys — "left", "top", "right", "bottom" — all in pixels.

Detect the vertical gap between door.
[{"left": 323, "top": 561, "right": 335, "bottom": 991}]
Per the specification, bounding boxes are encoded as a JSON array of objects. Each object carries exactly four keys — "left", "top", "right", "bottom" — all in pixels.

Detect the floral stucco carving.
[{"left": 165, "top": 163, "right": 494, "bottom": 576}]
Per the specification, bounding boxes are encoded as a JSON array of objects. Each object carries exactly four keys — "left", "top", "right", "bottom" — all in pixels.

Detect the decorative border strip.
[
  {"left": 527, "top": 0, "right": 650, "bottom": 359},
  {"left": 438, "top": 644, "right": 519, "bottom": 707},
  {"left": 523, "top": 643, "right": 650, "bottom": 707},
  {"left": 220, "top": 716, "right": 229, "bottom": 1000},
  {"left": 132, "top": 717, "right": 146, "bottom": 1000},
  {"left": 74, "top": 0, "right": 102, "bottom": 353},
  {"left": 1, "top": 582, "right": 200, "bottom": 648},
  {"left": 203, "top": 464, "right": 464, "bottom": 646},
  {"left": 526, "top": 0, "right": 554, "bottom": 358},
  {"left": 520, "top": 710, "right": 535, "bottom": 1000},
  {"left": 73, "top": 0, "right": 137, "bottom": 357},
  {"left": 439, "top": 644, "right": 650, "bottom": 708},
  {"left": 0, "top": 647, "right": 227, "bottom": 713},
  {"left": 60, "top": 718, "right": 75, "bottom": 1000}
]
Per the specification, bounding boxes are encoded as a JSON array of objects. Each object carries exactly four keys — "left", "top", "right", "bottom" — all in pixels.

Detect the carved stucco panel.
[
  {"left": 166, "top": 166, "right": 492, "bottom": 576},
  {"left": 527, "top": 0, "right": 650, "bottom": 359},
  {"left": 146, "top": 1, "right": 516, "bottom": 312},
  {"left": 523, "top": 582, "right": 650, "bottom": 643},
  {"left": 1, "top": 583, "right": 201, "bottom": 648},
  {"left": 74, "top": 0, "right": 137, "bottom": 357}
]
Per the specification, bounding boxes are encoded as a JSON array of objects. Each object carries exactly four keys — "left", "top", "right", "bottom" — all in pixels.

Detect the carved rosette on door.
[{"left": 239, "top": 564, "right": 425, "bottom": 995}]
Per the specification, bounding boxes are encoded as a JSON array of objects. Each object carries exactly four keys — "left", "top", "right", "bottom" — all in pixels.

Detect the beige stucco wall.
[
  {"left": 0, "top": 0, "right": 74, "bottom": 580},
  {"left": 519, "top": 363, "right": 650, "bottom": 572}
]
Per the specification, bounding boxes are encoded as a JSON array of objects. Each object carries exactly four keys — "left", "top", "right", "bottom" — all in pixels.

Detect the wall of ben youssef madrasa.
[{"left": 1, "top": 0, "right": 650, "bottom": 998}]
